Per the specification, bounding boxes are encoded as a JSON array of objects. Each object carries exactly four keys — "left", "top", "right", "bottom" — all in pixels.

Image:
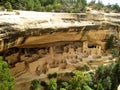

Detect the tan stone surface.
[{"left": 0, "top": 11, "right": 119, "bottom": 90}]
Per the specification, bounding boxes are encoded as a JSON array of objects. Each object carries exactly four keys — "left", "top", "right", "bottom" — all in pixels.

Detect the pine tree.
[{"left": 0, "top": 56, "right": 15, "bottom": 90}]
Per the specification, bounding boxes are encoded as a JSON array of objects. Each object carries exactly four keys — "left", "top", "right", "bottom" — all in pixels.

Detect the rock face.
[{"left": 0, "top": 11, "right": 120, "bottom": 90}]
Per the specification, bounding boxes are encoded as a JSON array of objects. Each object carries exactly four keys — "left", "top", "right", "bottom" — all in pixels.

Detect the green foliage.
[
  {"left": 94, "top": 59, "right": 120, "bottom": 90},
  {"left": 60, "top": 88, "right": 66, "bottom": 90},
  {"left": 61, "top": 82, "right": 69, "bottom": 89},
  {"left": 47, "top": 78, "right": 57, "bottom": 90},
  {"left": 111, "top": 59, "right": 120, "bottom": 90},
  {"left": 105, "top": 35, "right": 114, "bottom": 50},
  {"left": 75, "top": 0, "right": 87, "bottom": 11},
  {"left": 112, "top": 48, "right": 119, "bottom": 57},
  {"left": 27, "top": 0, "right": 34, "bottom": 10},
  {"left": 0, "top": 6, "right": 5, "bottom": 11},
  {"left": 0, "top": 56, "right": 15, "bottom": 90},
  {"left": 88, "top": 0, "right": 96, "bottom": 6},
  {"left": 68, "top": 8, "right": 80, "bottom": 13},
  {"left": 41, "top": 60, "right": 120, "bottom": 90},
  {"left": 4, "top": 1, "right": 13, "bottom": 11},
  {"left": 0, "top": 0, "right": 88, "bottom": 12},
  {"left": 88, "top": 0, "right": 120, "bottom": 12},
  {"left": 102, "top": 76, "right": 111, "bottom": 90},
  {"left": 45, "top": 60, "right": 120, "bottom": 90},
  {"left": 30, "top": 79, "right": 41, "bottom": 90},
  {"left": 68, "top": 71, "right": 92, "bottom": 90},
  {"left": 95, "top": 65, "right": 112, "bottom": 90},
  {"left": 0, "top": 0, "right": 120, "bottom": 12},
  {"left": 47, "top": 73, "right": 57, "bottom": 79},
  {"left": 34, "top": 0, "right": 41, "bottom": 11},
  {"left": 96, "top": 83, "right": 104, "bottom": 90},
  {"left": 18, "top": 3, "right": 24, "bottom": 10},
  {"left": 53, "top": 4, "right": 62, "bottom": 12},
  {"left": 76, "top": 65, "right": 90, "bottom": 71},
  {"left": 96, "top": 0, "right": 104, "bottom": 10},
  {"left": 95, "top": 65, "right": 105, "bottom": 79},
  {"left": 57, "top": 79, "right": 69, "bottom": 90},
  {"left": 83, "top": 85, "right": 93, "bottom": 90},
  {"left": 46, "top": 5, "right": 53, "bottom": 12},
  {"left": 112, "top": 3, "right": 120, "bottom": 12}
]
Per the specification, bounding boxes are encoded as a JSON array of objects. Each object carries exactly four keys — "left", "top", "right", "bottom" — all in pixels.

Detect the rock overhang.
[{"left": 0, "top": 11, "right": 120, "bottom": 54}]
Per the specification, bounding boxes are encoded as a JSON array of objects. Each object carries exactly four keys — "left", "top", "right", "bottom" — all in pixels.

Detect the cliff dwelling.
[{"left": 0, "top": 11, "right": 120, "bottom": 90}]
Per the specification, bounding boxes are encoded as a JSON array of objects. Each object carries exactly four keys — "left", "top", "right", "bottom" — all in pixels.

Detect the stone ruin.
[{"left": 0, "top": 11, "right": 120, "bottom": 89}]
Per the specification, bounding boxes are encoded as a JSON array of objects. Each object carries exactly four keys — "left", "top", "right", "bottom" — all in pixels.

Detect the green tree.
[
  {"left": 18, "top": 3, "right": 24, "bottom": 10},
  {"left": 39, "top": 0, "right": 46, "bottom": 6},
  {"left": 0, "top": 56, "right": 15, "bottom": 90},
  {"left": 88, "top": 0, "right": 96, "bottom": 6},
  {"left": 30, "top": 79, "right": 41, "bottom": 90},
  {"left": 68, "top": 71, "right": 92, "bottom": 90},
  {"left": 94, "top": 59, "right": 120, "bottom": 90},
  {"left": 95, "top": 65, "right": 105, "bottom": 79},
  {"left": 4, "top": 1, "right": 13, "bottom": 11},
  {"left": 18, "top": 0, "right": 28, "bottom": 10},
  {"left": 76, "top": 0, "right": 87, "bottom": 11},
  {"left": 112, "top": 48, "right": 119, "bottom": 57},
  {"left": 46, "top": 5, "right": 53, "bottom": 12},
  {"left": 81, "top": 0, "right": 87, "bottom": 7},
  {"left": 60, "top": 88, "right": 66, "bottom": 90},
  {"left": 105, "top": 35, "right": 114, "bottom": 50},
  {"left": 58, "top": 81, "right": 69, "bottom": 90},
  {"left": 27, "top": 0, "right": 34, "bottom": 10},
  {"left": 94, "top": 65, "right": 112, "bottom": 90},
  {"left": 102, "top": 77, "right": 111, "bottom": 90},
  {"left": 96, "top": 0, "right": 104, "bottom": 10},
  {"left": 53, "top": 3, "right": 62, "bottom": 12},
  {"left": 47, "top": 78, "right": 57, "bottom": 90},
  {"left": 112, "top": 3, "right": 120, "bottom": 12},
  {"left": 96, "top": 83, "right": 104, "bottom": 90},
  {"left": 34, "top": 0, "right": 41, "bottom": 11},
  {"left": 111, "top": 59, "right": 120, "bottom": 90}
]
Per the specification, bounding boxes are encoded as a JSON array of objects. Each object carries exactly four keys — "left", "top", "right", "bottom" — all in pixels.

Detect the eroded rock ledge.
[{"left": 0, "top": 11, "right": 120, "bottom": 90}]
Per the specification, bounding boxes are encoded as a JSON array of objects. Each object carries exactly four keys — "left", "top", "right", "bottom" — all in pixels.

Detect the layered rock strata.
[{"left": 0, "top": 11, "right": 120, "bottom": 90}]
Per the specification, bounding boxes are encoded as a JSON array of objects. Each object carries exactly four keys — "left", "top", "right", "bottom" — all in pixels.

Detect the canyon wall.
[{"left": 0, "top": 11, "right": 120, "bottom": 90}]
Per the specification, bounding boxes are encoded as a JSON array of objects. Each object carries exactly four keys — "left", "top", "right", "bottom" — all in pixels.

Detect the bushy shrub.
[
  {"left": 105, "top": 35, "right": 114, "bottom": 50},
  {"left": 46, "top": 5, "right": 53, "bottom": 12},
  {"left": 0, "top": 6, "right": 5, "bottom": 11},
  {"left": 0, "top": 56, "right": 15, "bottom": 90},
  {"left": 112, "top": 48, "right": 119, "bottom": 57},
  {"left": 4, "top": 1, "right": 13, "bottom": 11},
  {"left": 76, "top": 65, "right": 90, "bottom": 71},
  {"left": 47, "top": 73, "right": 57, "bottom": 79},
  {"left": 47, "top": 78, "right": 57, "bottom": 90},
  {"left": 30, "top": 79, "right": 41, "bottom": 90}
]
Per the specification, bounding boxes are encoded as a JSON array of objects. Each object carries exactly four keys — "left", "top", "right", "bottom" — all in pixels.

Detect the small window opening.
[{"left": 88, "top": 45, "right": 96, "bottom": 48}]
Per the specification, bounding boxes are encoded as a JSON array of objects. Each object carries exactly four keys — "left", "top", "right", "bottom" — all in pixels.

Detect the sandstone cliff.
[
  {"left": 0, "top": 11, "right": 120, "bottom": 53},
  {"left": 0, "top": 11, "right": 120, "bottom": 90}
]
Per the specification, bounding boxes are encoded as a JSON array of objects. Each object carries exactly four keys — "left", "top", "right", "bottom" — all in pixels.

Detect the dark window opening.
[{"left": 88, "top": 45, "right": 96, "bottom": 48}]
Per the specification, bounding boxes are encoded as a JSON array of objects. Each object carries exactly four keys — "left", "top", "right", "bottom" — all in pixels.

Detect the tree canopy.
[
  {"left": 0, "top": 0, "right": 87, "bottom": 12},
  {"left": 0, "top": 0, "right": 120, "bottom": 12}
]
